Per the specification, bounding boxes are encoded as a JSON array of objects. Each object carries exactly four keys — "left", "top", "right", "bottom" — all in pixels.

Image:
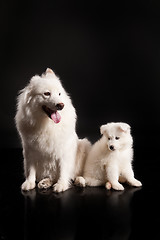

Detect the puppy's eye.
[
  {"left": 108, "top": 137, "right": 111, "bottom": 140},
  {"left": 115, "top": 137, "right": 120, "bottom": 140},
  {"left": 44, "top": 92, "right": 51, "bottom": 96},
  {"left": 59, "top": 93, "right": 61, "bottom": 96}
]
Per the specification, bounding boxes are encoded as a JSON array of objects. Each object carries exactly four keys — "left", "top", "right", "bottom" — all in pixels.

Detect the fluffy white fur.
[
  {"left": 75, "top": 122, "right": 142, "bottom": 191},
  {"left": 15, "top": 68, "right": 90, "bottom": 192}
]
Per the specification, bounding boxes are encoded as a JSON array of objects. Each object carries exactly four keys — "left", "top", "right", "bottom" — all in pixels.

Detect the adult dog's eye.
[
  {"left": 59, "top": 93, "right": 61, "bottom": 96},
  {"left": 44, "top": 92, "right": 51, "bottom": 96},
  {"left": 115, "top": 137, "right": 120, "bottom": 140}
]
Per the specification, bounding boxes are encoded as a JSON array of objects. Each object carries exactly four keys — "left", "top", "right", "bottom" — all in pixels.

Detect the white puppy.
[
  {"left": 15, "top": 68, "right": 90, "bottom": 192},
  {"left": 75, "top": 122, "right": 142, "bottom": 190}
]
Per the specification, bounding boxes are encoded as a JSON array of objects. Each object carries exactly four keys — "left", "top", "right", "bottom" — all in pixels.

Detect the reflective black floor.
[{"left": 0, "top": 148, "right": 159, "bottom": 240}]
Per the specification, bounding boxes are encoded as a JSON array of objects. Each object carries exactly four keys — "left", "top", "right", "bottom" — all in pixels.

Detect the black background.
[
  {"left": 1, "top": 1, "right": 160, "bottom": 239},
  {"left": 1, "top": 0, "right": 160, "bottom": 149}
]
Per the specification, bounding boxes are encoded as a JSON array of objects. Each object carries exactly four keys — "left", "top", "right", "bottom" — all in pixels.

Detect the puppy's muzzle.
[{"left": 56, "top": 103, "right": 64, "bottom": 111}]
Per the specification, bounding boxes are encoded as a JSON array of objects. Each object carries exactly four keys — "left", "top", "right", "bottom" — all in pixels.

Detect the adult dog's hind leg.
[
  {"left": 75, "top": 176, "right": 86, "bottom": 187},
  {"left": 38, "top": 178, "right": 53, "bottom": 189}
]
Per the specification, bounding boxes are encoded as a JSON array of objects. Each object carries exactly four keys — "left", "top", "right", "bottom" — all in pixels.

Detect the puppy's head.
[
  {"left": 100, "top": 122, "right": 132, "bottom": 151},
  {"left": 19, "top": 68, "right": 66, "bottom": 124}
]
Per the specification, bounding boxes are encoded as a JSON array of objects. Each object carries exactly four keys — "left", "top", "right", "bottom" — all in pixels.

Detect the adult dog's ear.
[
  {"left": 100, "top": 125, "right": 107, "bottom": 135},
  {"left": 19, "top": 86, "right": 32, "bottom": 105},
  {"left": 118, "top": 123, "right": 130, "bottom": 132},
  {"left": 25, "top": 89, "right": 32, "bottom": 104},
  {"left": 41, "top": 68, "right": 57, "bottom": 78}
]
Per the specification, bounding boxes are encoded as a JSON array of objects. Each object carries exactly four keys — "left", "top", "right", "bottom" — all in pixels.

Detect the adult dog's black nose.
[
  {"left": 110, "top": 145, "right": 115, "bottom": 151},
  {"left": 56, "top": 103, "right": 64, "bottom": 110}
]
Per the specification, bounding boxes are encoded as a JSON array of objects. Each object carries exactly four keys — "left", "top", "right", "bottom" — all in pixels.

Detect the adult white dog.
[
  {"left": 75, "top": 122, "right": 142, "bottom": 190},
  {"left": 15, "top": 68, "right": 90, "bottom": 192}
]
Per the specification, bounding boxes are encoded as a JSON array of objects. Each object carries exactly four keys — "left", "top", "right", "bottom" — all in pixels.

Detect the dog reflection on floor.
[{"left": 22, "top": 186, "right": 141, "bottom": 240}]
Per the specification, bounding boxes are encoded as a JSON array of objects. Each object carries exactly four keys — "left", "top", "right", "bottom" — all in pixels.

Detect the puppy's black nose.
[
  {"left": 110, "top": 145, "right": 115, "bottom": 151},
  {"left": 56, "top": 103, "right": 64, "bottom": 110}
]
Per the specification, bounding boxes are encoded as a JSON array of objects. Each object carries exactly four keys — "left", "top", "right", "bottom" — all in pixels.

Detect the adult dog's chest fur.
[{"left": 25, "top": 121, "right": 67, "bottom": 157}]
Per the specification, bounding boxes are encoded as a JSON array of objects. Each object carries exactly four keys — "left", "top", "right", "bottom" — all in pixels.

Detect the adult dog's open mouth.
[{"left": 42, "top": 103, "right": 64, "bottom": 124}]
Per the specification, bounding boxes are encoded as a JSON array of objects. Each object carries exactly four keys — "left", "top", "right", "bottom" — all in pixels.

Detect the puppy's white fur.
[
  {"left": 75, "top": 122, "right": 142, "bottom": 190},
  {"left": 15, "top": 68, "right": 90, "bottom": 192}
]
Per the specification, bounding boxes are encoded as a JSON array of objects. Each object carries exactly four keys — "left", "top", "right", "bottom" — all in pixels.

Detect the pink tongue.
[{"left": 51, "top": 111, "right": 61, "bottom": 123}]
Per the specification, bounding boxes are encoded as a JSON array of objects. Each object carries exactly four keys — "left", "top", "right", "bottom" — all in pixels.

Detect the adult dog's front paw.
[
  {"left": 21, "top": 180, "right": 36, "bottom": 191},
  {"left": 53, "top": 181, "right": 69, "bottom": 193}
]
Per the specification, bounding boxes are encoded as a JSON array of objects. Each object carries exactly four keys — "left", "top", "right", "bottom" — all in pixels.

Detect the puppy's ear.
[
  {"left": 118, "top": 123, "right": 130, "bottom": 132},
  {"left": 46, "top": 68, "right": 54, "bottom": 74},
  {"left": 100, "top": 125, "right": 107, "bottom": 135}
]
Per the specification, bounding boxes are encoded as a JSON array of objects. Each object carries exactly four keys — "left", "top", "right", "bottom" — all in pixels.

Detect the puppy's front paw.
[
  {"left": 38, "top": 178, "right": 53, "bottom": 189},
  {"left": 21, "top": 180, "right": 36, "bottom": 191},
  {"left": 112, "top": 182, "right": 124, "bottom": 191},
  {"left": 75, "top": 176, "right": 86, "bottom": 187},
  {"left": 131, "top": 179, "right": 142, "bottom": 187},
  {"left": 53, "top": 181, "right": 69, "bottom": 193}
]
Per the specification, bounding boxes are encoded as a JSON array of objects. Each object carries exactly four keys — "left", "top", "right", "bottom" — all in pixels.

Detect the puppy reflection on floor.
[
  {"left": 79, "top": 187, "right": 141, "bottom": 240},
  {"left": 75, "top": 122, "right": 142, "bottom": 190}
]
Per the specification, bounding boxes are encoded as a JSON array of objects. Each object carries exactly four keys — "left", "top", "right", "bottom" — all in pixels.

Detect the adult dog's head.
[{"left": 16, "top": 68, "right": 73, "bottom": 125}]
